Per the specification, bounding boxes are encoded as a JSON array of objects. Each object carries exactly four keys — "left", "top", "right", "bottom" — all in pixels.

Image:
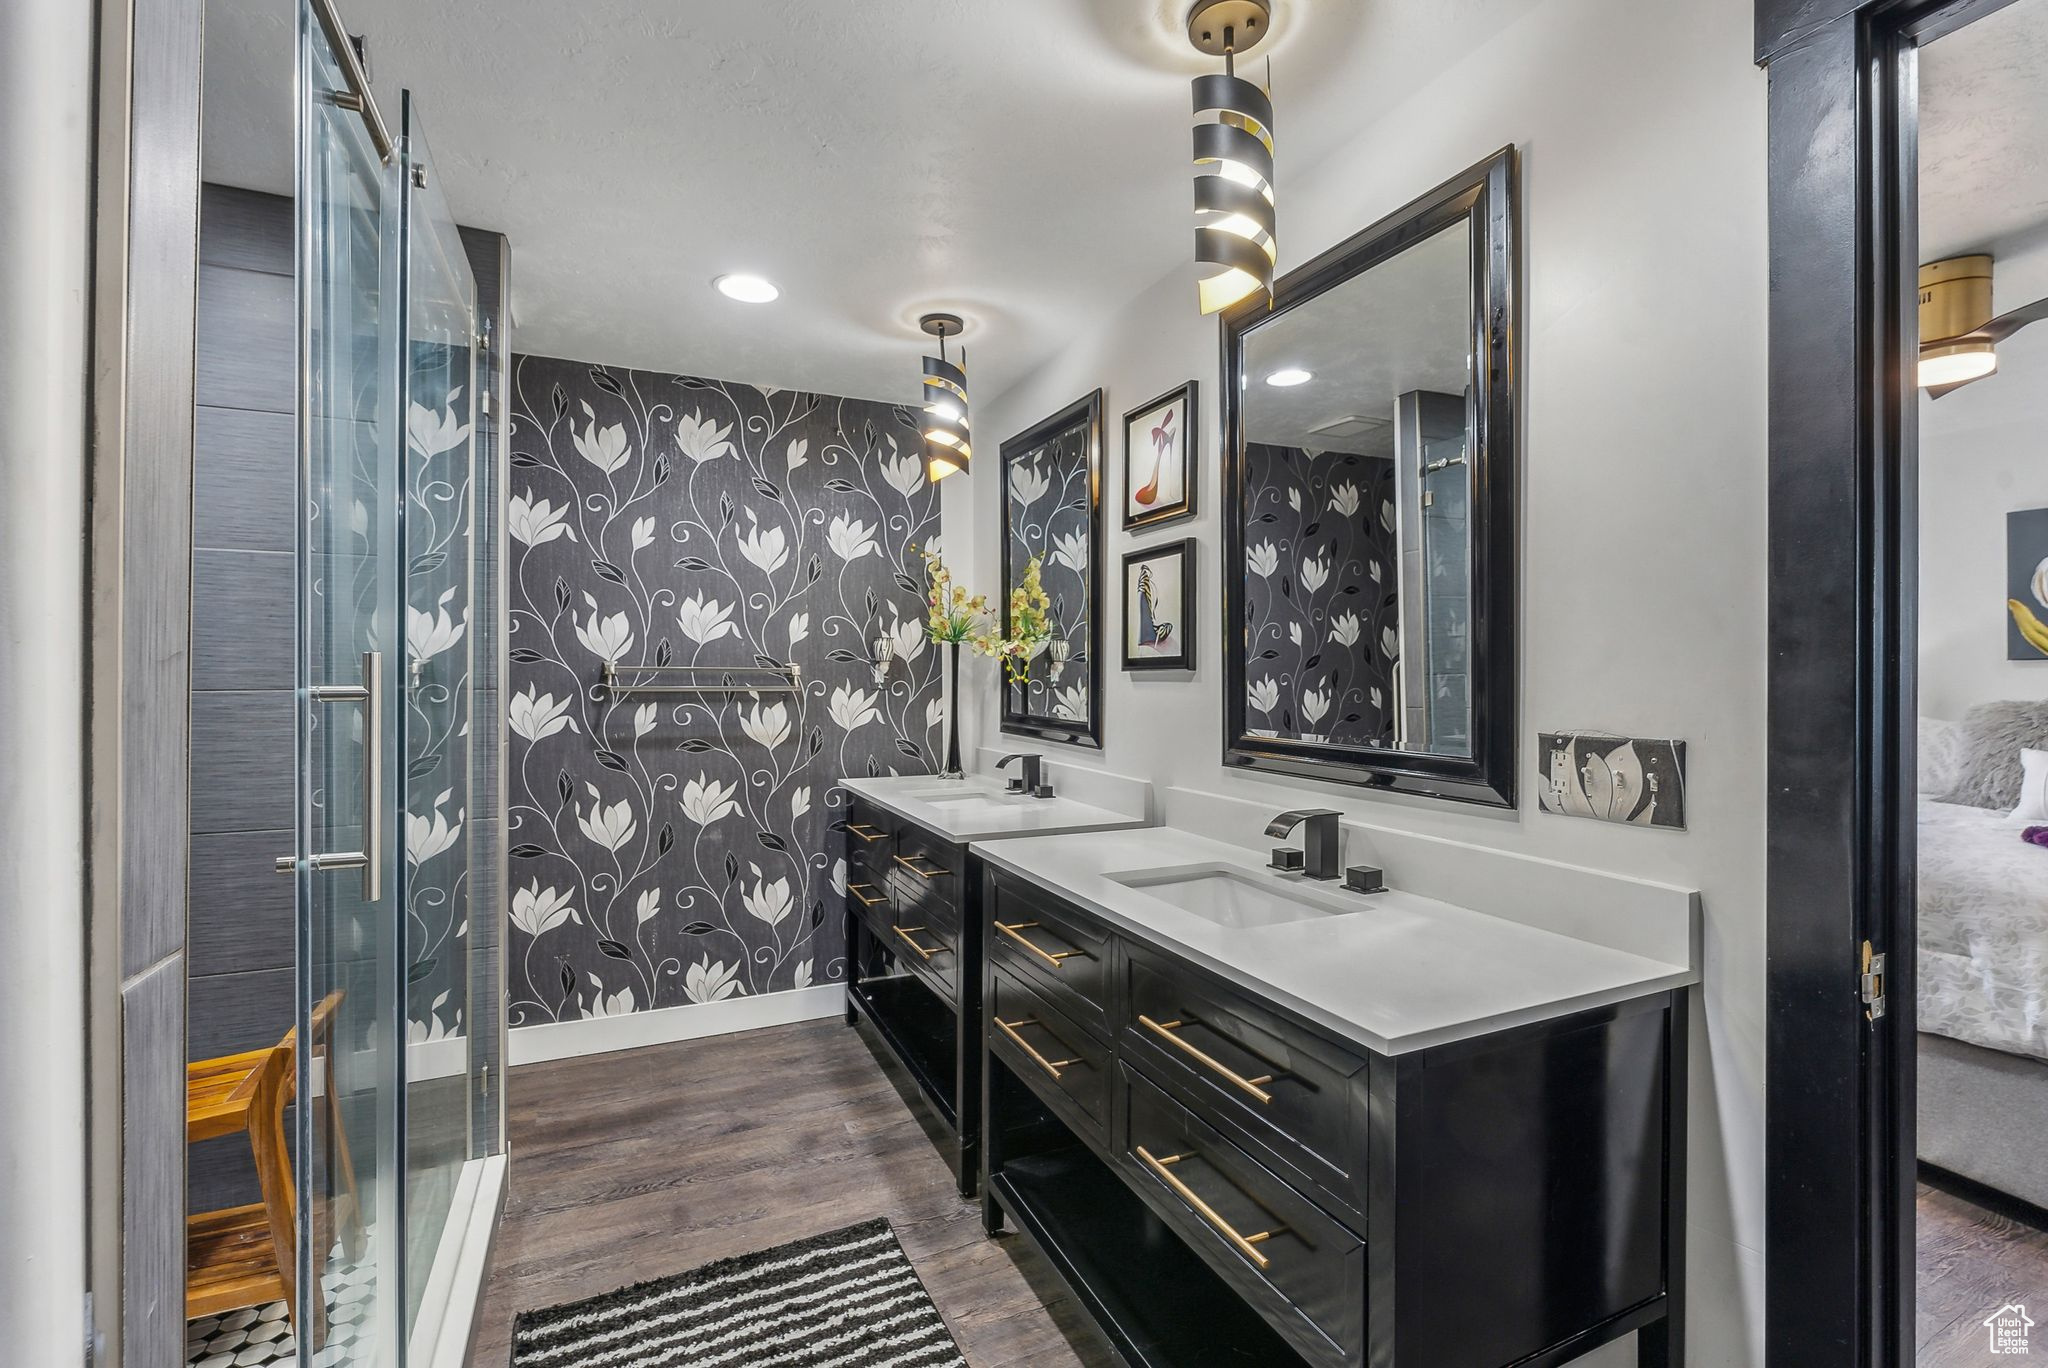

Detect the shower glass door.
[
  {"left": 296, "top": 7, "right": 494, "bottom": 1365},
  {"left": 295, "top": 4, "right": 404, "bottom": 1364},
  {"left": 393, "top": 90, "right": 480, "bottom": 1338}
]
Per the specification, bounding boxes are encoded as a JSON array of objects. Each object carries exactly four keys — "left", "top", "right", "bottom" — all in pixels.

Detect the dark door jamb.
[{"left": 1757, "top": 2, "right": 2017, "bottom": 1365}]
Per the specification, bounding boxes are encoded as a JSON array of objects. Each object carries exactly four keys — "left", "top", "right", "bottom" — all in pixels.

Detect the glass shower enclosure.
[{"left": 293, "top": 4, "right": 504, "bottom": 1364}]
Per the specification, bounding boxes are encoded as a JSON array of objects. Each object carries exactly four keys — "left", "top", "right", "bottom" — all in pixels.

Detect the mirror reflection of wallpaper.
[
  {"left": 1242, "top": 443, "right": 1399, "bottom": 745},
  {"left": 505, "top": 354, "right": 941, "bottom": 1026},
  {"left": 1005, "top": 422, "right": 1092, "bottom": 723}
]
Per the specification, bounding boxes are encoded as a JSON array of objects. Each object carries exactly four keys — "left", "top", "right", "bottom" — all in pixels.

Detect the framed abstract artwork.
[
  {"left": 1537, "top": 732, "right": 1688, "bottom": 829},
  {"left": 2008, "top": 507, "right": 2048, "bottom": 660},
  {"left": 1122, "top": 382, "right": 1197, "bottom": 530},
  {"left": 1122, "top": 538, "right": 1195, "bottom": 671}
]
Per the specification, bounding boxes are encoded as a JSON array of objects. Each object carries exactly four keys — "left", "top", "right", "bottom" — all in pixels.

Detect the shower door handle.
[{"left": 275, "top": 650, "right": 385, "bottom": 901}]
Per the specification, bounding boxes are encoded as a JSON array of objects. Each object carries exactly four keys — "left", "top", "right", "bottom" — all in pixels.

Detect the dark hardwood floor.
[
  {"left": 465, "top": 1015, "right": 1117, "bottom": 1367},
  {"left": 1919, "top": 1179, "right": 2048, "bottom": 1364}
]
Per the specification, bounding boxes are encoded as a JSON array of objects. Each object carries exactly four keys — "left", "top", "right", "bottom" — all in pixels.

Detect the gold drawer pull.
[
  {"left": 848, "top": 882, "right": 887, "bottom": 908},
  {"left": 994, "top": 1016, "right": 1079, "bottom": 1081},
  {"left": 1135, "top": 1146, "right": 1284, "bottom": 1271},
  {"left": 891, "top": 924, "right": 948, "bottom": 960},
  {"left": 847, "top": 823, "right": 886, "bottom": 843},
  {"left": 1138, "top": 1015, "right": 1277, "bottom": 1104},
  {"left": 893, "top": 853, "right": 951, "bottom": 879},
  {"left": 995, "top": 920, "right": 1087, "bottom": 969}
]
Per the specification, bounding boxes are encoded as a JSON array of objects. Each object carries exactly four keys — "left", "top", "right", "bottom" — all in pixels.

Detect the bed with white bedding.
[
  {"left": 1917, "top": 768, "right": 2048, "bottom": 1208},
  {"left": 1918, "top": 796, "right": 2048, "bottom": 1060}
]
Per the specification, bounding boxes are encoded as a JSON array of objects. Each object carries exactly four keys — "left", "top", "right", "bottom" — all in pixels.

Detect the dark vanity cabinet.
[
  {"left": 841, "top": 796, "right": 982, "bottom": 1196},
  {"left": 979, "top": 868, "right": 1687, "bottom": 1368}
]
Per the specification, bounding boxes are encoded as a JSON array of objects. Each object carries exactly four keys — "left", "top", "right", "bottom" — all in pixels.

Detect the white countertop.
[
  {"left": 839, "top": 775, "right": 1148, "bottom": 843},
  {"left": 970, "top": 826, "right": 1698, "bottom": 1057}
]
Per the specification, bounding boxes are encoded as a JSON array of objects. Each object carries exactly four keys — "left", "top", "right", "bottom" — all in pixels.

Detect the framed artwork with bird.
[{"left": 1122, "top": 382, "right": 1197, "bottom": 530}]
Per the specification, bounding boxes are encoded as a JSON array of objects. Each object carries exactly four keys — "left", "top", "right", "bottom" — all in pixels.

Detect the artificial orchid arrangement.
[
  {"left": 915, "top": 544, "right": 1053, "bottom": 683},
  {"left": 985, "top": 556, "right": 1055, "bottom": 683}
]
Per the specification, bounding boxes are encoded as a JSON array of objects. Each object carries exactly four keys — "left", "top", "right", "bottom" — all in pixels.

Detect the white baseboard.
[
  {"left": 407, "top": 1032, "right": 469, "bottom": 1082},
  {"left": 508, "top": 984, "right": 846, "bottom": 1067}
]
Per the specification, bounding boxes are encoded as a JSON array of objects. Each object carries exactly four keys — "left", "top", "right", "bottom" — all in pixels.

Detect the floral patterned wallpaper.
[
  {"left": 505, "top": 354, "right": 940, "bottom": 1025},
  {"left": 1241, "top": 444, "right": 1400, "bottom": 746}
]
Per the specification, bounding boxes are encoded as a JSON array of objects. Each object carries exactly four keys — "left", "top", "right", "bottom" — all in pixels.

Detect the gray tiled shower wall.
[{"left": 187, "top": 185, "right": 507, "bottom": 1211}]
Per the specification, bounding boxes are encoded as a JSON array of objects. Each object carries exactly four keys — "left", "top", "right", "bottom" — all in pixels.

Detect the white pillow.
[
  {"left": 1920, "top": 716, "right": 1962, "bottom": 796},
  {"left": 2015, "top": 748, "right": 2048, "bottom": 822}
]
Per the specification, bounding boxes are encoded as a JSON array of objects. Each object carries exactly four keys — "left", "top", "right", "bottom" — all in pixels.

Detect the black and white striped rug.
[{"left": 509, "top": 1218, "right": 968, "bottom": 1368}]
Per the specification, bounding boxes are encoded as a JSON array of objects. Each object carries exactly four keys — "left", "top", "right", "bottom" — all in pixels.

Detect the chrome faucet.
[
  {"left": 1266, "top": 809, "right": 1341, "bottom": 880},
  {"left": 998, "top": 752, "right": 1053, "bottom": 798}
]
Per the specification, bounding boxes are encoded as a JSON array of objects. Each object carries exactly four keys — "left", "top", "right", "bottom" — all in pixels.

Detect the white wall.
[
  {"left": 1919, "top": 232, "right": 2048, "bottom": 719},
  {"left": 946, "top": 0, "right": 1769, "bottom": 1362},
  {"left": 0, "top": 0, "right": 94, "bottom": 1357}
]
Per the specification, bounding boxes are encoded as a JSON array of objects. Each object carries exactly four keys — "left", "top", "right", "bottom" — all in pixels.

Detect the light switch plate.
[{"left": 1537, "top": 732, "right": 1687, "bottom": 829}]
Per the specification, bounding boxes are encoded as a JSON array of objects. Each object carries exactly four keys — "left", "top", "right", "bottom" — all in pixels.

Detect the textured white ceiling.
[
  {"left": 202, "top": 0, "right": 1540, "bottom": 404},
  {"left": 1920, "top": 0, "right": 2048, "bottom": 262}
]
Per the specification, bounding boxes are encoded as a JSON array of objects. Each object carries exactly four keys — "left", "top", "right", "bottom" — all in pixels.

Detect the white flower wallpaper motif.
[
  {"left": 1241, "top": 444, "right": 1401, "bottom": 745},
  {"left": 506, "top": 354, "right": 941, "bottom": 1025}
]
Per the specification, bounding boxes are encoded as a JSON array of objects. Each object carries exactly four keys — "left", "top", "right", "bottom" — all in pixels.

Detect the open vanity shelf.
[
  {"left": 842, "top": 793, "right": 982, "bottom": 1194},
  {"left": 977, "top": 864, "right": 1688, "bottom": 1368}
]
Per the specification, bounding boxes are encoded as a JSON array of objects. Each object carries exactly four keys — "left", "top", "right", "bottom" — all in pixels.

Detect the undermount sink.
[
  {"left": 925, "top": 792, "right": 1035, "bottom": 810},
  {"left": 1107, "top": 863, "right": 1367, "bottom": 930},
  {"left": 884, "top": 781, "right": 1037, "bottom": 809}
]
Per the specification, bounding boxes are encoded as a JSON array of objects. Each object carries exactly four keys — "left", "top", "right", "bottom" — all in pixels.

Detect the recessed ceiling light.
[
  {"left": 1264, "top": 368, "right": 1312, "bottom": 387},
  {"left": 714, "top": 273, "right": 780, "bottom": 304}
]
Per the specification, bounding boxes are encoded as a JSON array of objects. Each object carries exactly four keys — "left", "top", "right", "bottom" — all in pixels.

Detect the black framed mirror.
[
  {"left": 999, "top": 390, "right": 1105, "bottom": 748},
  {"left": 1222, "top": 147, "right": 1518, "bottom": 806}
]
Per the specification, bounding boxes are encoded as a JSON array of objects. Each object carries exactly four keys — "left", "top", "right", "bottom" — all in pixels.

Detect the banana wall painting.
[
  {"left": 1538, "top": 733, "right": 1689, "bottom": 830},
  {"left": 2007, "top": 508, "right": 2048, "bottom": 661}
]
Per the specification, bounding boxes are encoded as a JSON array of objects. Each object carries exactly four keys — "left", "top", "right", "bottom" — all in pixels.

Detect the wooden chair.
[
  {"left": 185, "top": 991, "right": 355, "bottom": 1329},
  {"left": 186, "top": 1033, "right": 299, "bottom": 1324}
]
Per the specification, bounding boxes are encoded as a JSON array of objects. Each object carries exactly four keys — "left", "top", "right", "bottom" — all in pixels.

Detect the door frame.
[
  {"left": 88, "top": 0, "right": 204, "bottom": 1362},
  {"left": 1758, "top": 1, "right": 2021, "bottom": 1364}
]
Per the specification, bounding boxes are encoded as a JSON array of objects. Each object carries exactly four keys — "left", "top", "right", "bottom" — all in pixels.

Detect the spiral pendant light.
[
  {"left": 919, "top": 313, "right": 971, "bottom": 482},
  {"left": 1188, "top": 0, "right": 1276, "bottom": 315}
]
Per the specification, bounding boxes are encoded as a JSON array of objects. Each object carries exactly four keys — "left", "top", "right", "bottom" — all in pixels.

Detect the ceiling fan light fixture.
[
  {"left": 1915, "top": 253, "right": 2048, "bottom": 396},
  {"left": 1918, "top": 254, "right": 1993, "bottom": 391}
]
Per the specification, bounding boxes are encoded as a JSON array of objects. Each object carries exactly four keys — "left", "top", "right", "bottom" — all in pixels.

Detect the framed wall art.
[
  {"left": 1121, "top": 538, "right": 1195, "bottom": 671},
  {"left": 2008, "top": 507, "right": 2048, "bottom": 660},
  {"left": 1122, "top": 381, "right": 1197, "bottom": 530}
]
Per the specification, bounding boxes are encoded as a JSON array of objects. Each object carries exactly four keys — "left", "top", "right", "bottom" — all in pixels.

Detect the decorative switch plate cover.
[{"left": 1538, "top": 733, "right": 1687, "bottom": 830}]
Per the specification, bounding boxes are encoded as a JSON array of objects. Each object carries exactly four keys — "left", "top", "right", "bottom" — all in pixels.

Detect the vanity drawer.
[
  {"left": 987, "top": 874, "right": 1115, "bottom": 1040},
  {"left": 843, "top": 802, "right": 894, "bottom": 879},
  {"left": 988, "top": 965, "right": 1109, "bottom": 1140},
  {"left": 1122, "top": 955, "right": 1371, "bottom": 1224},
  {"left": 845, "top": 875, "right": 893, "bottom": 938},
  {"left": 890, "top": 895, "right": 959, "bottom": 1004},
  {"left": 893, "top": 818, "right": 966, "bottom": 882},
  {"left": 1120, "top": 1065, "right": 1364, "bottom": 1368}
]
